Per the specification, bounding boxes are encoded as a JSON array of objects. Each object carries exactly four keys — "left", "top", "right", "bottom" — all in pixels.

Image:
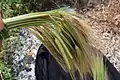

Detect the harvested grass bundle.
[{"left": 1, "top": 8, "right": 108, "bottom": 80}]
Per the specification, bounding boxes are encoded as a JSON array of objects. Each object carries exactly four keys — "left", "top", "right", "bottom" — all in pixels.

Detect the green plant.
[
  {"left": 0, "top": 0, "right": 34, "bottom": 37},
  {"left": 0, "top": 0, "right": 35, "bottom": 79},
  {"left": 1, "top": 8, "right": 108, "bottom": 80},
  {"left": 0, "top": 61, "right": 13, "bottom": 80},
  {"left": 0, "top": 0, "right": 33, "bottom": 18}
]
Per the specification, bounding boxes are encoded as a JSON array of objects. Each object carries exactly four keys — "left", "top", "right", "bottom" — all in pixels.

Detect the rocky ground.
[{"left": 4, "top": 28, "right": 41, "bottom": 80}]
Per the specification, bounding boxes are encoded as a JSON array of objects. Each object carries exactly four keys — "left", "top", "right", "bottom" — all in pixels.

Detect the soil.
[{"left": 80, "top": 0, "right": 120, "bottom": 72}]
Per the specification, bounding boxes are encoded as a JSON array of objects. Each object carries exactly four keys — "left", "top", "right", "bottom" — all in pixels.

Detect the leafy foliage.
[
  {"left": 0, "top": 61, "right": 13, "bottom": 80},
  {"left": 0, "top": 0, "right": 35, "bottom": 79},
  {"left": 0, "top": 0, "right": 34, "bottom": 39},
  {"left": 0, "top": 0, "right": 33, "bottom": 18}
]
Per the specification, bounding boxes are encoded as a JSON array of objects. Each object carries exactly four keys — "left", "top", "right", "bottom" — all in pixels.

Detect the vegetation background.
[{"left": 0, "top": 0, "right": 34, "bottom": 79}]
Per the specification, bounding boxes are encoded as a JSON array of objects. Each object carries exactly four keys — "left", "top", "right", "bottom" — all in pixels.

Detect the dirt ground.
[{"left": 80, "top": 0, "right": 120, "bottom": 72}]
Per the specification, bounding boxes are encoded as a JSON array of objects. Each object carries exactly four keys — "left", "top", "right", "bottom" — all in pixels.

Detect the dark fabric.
[
  {"left": 35, "top": 44, "right": 120, "bottom": 80},
  {"left": 103, "top": 56, "right": 120, "bottom": 80},
  {"left": 35, "top": 44, "right": 71, "bottom": 80}
]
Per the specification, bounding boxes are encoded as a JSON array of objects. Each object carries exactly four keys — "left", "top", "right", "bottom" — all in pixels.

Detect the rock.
[{"left": 5, "top": 28, "right": 41, "bottom": 80}]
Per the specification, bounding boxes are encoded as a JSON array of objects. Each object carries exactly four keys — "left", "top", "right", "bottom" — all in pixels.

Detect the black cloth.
[
  {"left": 103, "top": 56, "right": 120, "bottom": 80},
  {"left": 35, "top": 44, "right": 120, "bottom": 80},
  {"left": 35, "top": 44, "right": 71, "bottom": 80}
]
